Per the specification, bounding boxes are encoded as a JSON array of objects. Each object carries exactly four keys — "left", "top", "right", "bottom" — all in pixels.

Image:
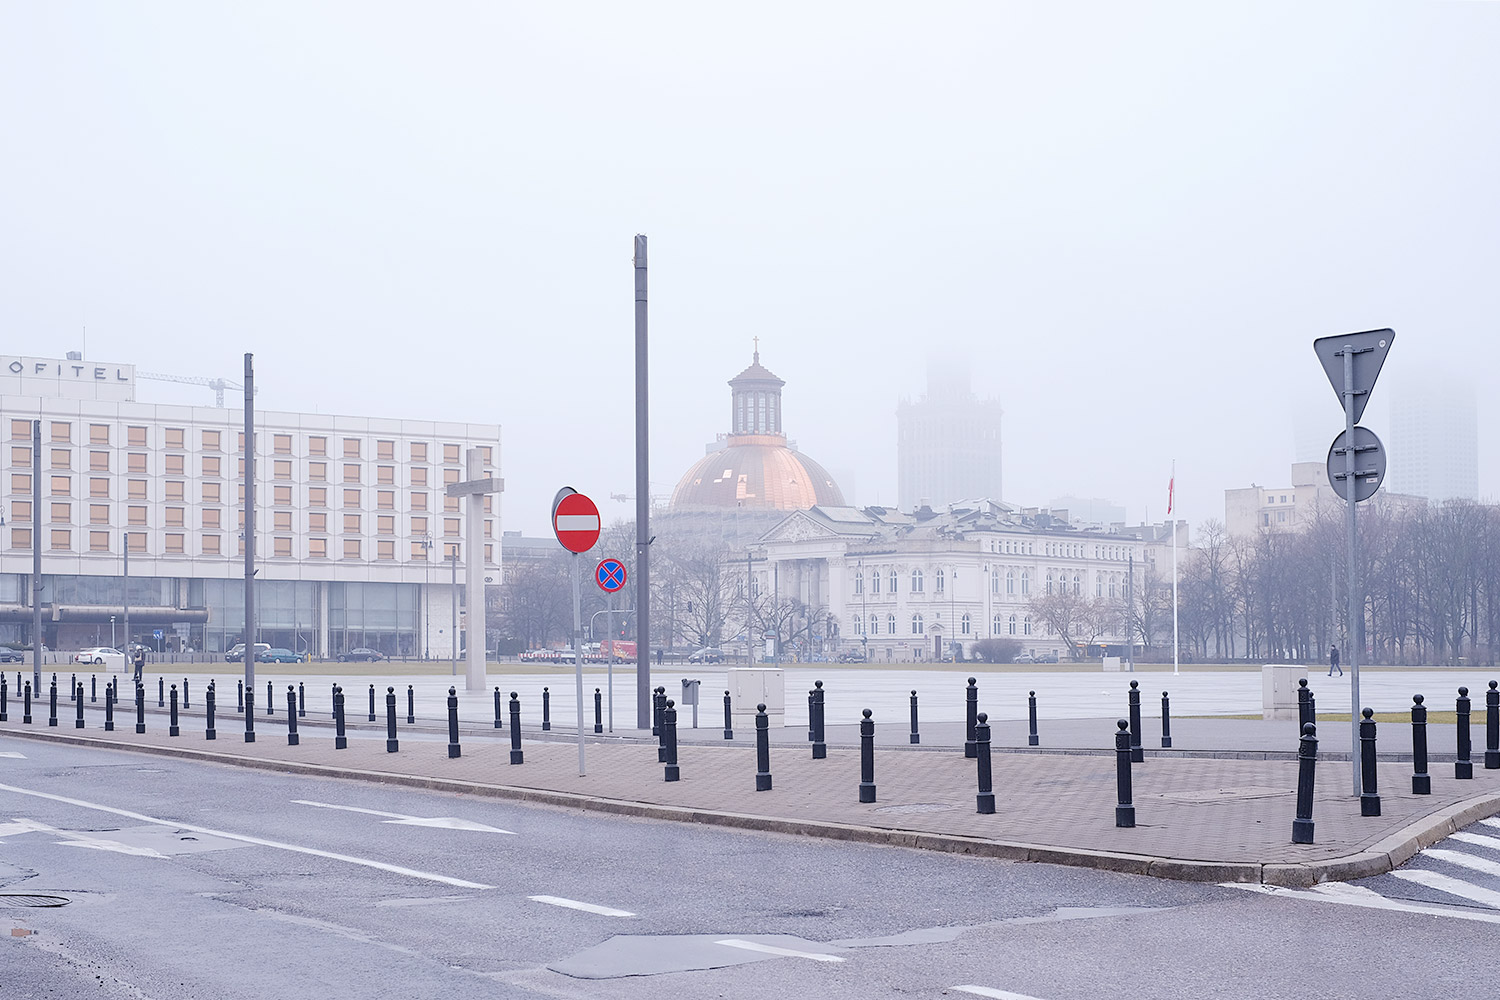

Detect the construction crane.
[{"left": 137, "top": 371, "right": 257, "bottom": 408}]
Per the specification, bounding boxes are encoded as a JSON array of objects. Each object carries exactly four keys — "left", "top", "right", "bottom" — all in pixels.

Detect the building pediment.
[{"left": 761, "top": 511, "right": 839, "bottom": 544}]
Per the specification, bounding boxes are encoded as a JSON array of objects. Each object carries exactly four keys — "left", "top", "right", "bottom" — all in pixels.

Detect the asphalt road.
[{"left": 1, "top": 735, "right": 1497, "bottom": 1000}]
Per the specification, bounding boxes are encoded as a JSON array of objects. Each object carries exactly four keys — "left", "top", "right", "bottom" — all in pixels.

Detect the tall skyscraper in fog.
[
  {"left": 896, "top": 363, "right": 1003, "bottom": 510},
  {"left": 1386, "top": 372, "right": 1478, "bottom": 502}
]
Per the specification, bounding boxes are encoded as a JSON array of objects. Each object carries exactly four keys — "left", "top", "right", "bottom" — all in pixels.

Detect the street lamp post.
[
  {"left": 450, "top": 549, "right": 459, "bottom": 677},
  {"left": 110, "top": 616, "right": 116, "bottom": 650},
  {"left": 950, "top": 567, "right": 958, "bottom": 662},
  {"left": 419, "top": 536, "right": 434, "bottom": 661}
]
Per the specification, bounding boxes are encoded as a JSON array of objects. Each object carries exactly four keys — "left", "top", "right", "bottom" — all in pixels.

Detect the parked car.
[
  {"left": 257, "top": 647, "right": 301, "bottom": 663},
  {"left": 1034, "top": 651, "right": 1059, "bottom": 663},
  {"left": 836, "top": 649, "right": 867, "bottom": 663},
  {"left": 73, "top": 647, "right": 125, "bottom": 669},
  {"left": 1012, "top": 652, "right": 1037, "bottom": 664},
  {"left": 225, "top": 643, "right": 271, "bottom": 663},
  {"left": 338, "top": 648, "right": 385, "bottom": 663},
  {"left": 687, "top": 647, "right": 724, "bottom": 664},
  {"left": 0, "top": 646, "right": 26, "bottom": 663}
]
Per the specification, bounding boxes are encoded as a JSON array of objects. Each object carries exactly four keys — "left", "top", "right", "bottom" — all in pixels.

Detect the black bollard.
[
  {"left": 1127, "top": 680, "right": 1143, "bottom": 763},
  {"left": 508, "top": 693, "right": 523, "bottom": 764},
  {"left": 183, "top": 678, "right": 190, "bottom": 710},
  {"left": 965, "top": 678, "right": 979, "bottom": 759},
  {"left": 298, "top": 682, "right": 306, "bottom": 719},
  {"left": 493, "top": 687, "right": 503, "bottom": 729},
  {"left": 407, "top": 684, "right": 415, "bottom": 725},
  {"left": 1359, "top": 708, "right": 1380, "bottom": 816},
  {"left": 368, "top": 684, "right": 376, "bottom": 723},
  {"left": 1, "top": 673, "right": 8, "bottom": 722},
  {"left": 49, "top": 676, "right": 58, "bottom": 727},
  {"left": 169, "top": 684, "right": 180, "bottom": 736},
  {"left": 807, "top": 687, "right": 816, "bottom": 742},
  {"left": 159, "top": 675, "right": 164, "bottom": 708},
  {"left": 855, "top": 708, "right": 876, "bottom": 803},
  {"left": 135, "top": 681, "right": 146, "bottom": 734},
  {"left": 812, "top": 680, "right": 826, "bottom": 760},
  {"left": 663, "top": 698, "right": 680, "bottom": 782},
  {"left": 723, "top": 690, "right": 733, "bottom": 741},
  {"left": 446, "top": 687, "right": 461, "bottom": 759},
  {"left": 1411, "top": 694, "right": 1430, "bottom": 794},
  {"left": 542, "top": 686, "right": 551, "bottom": 732},
  {"left": 754, "top": 703, "right": 772, "bottom": 791},
  {"left": 653, "top": 686, "right": 663, "bottom": 737},
  {"left": 385, "top": 687, "right": 398, "bottom": 753},
  {"left": 70, "top": 672, "right": 76, "bottom": 701},
  {"left": 267, "top": 680, "right": 274, "bottom": 716},
  {"left": 331, "top": 682, "right": 337, "bottom": 720},
  {"left": 1486, "top": 680, "right": 1499, "bottom": 770},
  {"left": 1457, "top": 686, "right": 1474, "bottom": 779},
  {"left": 23, "top": 681, "right": 32, "bottom": 724},
  {"left": 1114, "top": 720, "right": 1135, "bottom": 828},
  {"left": 205, "top": 682, "right": 216, "bottom": 740},
  {"left": 975, "top": 711, "right": 996, "bottom": 814},
  {"left": 594, "top": 688, "right": 603, "bottom": 734},
  {"left": 909, "top": 690, "right": 921, "bottom": 745},
  {"left": 104, "top": 681, "right": 114, "bottom": 731},
  {"left": 1297, "top": 678, "right": 1311, "bottom": 729},
  {"left": 75, "top": 682, "right": 85, "bottom": 729},
  {"left": 1028, "top": 690, "right": 1039, "bottom": 747},
  {"left": 244, "top": 687, "right": 255, "bottom": 742},
  {"left": 286, "top": 686, "right": 299, "bottom": 746},
  {"left": 1292, "top": 722, "right": 1318, "bottom": 844},
  {"left": 656, "top": 688, "right": 668, "bottom": 762},
  {"left": 237, "top": 679, "right": 244, "bottom": 713},
  {"left": 1309, "top": 690, "right": 1317, "bottom": 723},
  {"left": 1161, "top": 691, "right": 1173, "bottom": 749},
  {"left": 91, "top": 674, "right": 96, "bottom": 704},
  {"left": 334, "top": 685, "right": 347, "bottom": 749}
]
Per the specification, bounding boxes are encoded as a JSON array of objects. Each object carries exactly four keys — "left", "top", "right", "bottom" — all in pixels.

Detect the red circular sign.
[{"left": 553, "top": 492, "right": 601, "bottom": 553}]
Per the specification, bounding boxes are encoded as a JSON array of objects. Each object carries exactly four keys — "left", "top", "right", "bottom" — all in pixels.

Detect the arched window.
[
  {"left": 992, "top": 614, "right": 1003, "bottom": 635},
  {"left": 1108, "top": 575, "right": 1117, "bottom": 598},
  {"left": 961, "top": 613, "right": 971, "bottom": 635},
  {"left": 853, "top": 615, "right": 864, "bottom": 636},
  {"left": 1008, "top": 614, "right": 1017, "bottom": 635},
  {"left": 911, "top": 569, "right": 924, "bottom": 593},
  {"left": 867, "top": 614, "right": 877, "bottom": 635},
  {"left": 911, "top": 614, "right": 924, "bottom": 635},
  {"left": 1046, "top": 572, "right": 1054, "bottom": 595},
  {"left": 887, "top": 613, "right": 896, "bottom": 634},
  {"left": 1023, "top": 614, "right": 1033, "bottom": 636},
  {"left": 889, "top": 570, "right": 898, "bottom": 593},
  {"left": 871, "top": 571, "right": 881, "bottom": 595},
  {"left": 1095, "top": 574, "right": 1103, "bottom": 597},
  {"left": 1006, "top": 569, "right": 1015, "bottom": 595},
  {"left": 1073, "top": 573, "right": 1081, "bottom": 595},
  {"left": 935, "top": 568, "right": 945, "bottom": 594},
  {"left": 1020, "top": 571, "right": 1030, "bottom": 596},
  {"left": 854, "top": 571, "right": 863, "bottom": 596},
  {"left": 991, "top": 572, "right": 1000, "bottom": 595}
]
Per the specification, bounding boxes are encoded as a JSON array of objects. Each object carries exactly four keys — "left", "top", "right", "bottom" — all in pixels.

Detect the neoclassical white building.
[{"left": 753, "top": 499, "right": 1148, "bottom": 661}]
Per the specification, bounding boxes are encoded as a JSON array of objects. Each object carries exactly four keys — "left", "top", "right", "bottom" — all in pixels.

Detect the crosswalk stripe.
[
  {"left": 1481, "top": 818, "right": 1500, "bottom": 832},
  {"left": 953, "top": 987, "right": 1051, "bottom": 1000},
  {"left": 1450, "top": 832, "right": 1500, "bottom": 853},
  {"left": 1392, "top": 869, "right": 1500, "bottom": 908},
  {"left": 1424, "top": 848, "right": 1500, "bottom": 879},
  {"left": 1222, "top": 881, "right": 1500, "bottom": 924}
]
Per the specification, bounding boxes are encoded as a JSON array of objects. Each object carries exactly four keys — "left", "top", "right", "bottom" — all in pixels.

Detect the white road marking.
[
  {"left": 1393, "top": 868, "right": 1500, "bottom": 908},
  {"left": 1426, "top": 848, "right": 1500, "bottom": 879},
  {"left": 1223, "top": 881, "right": 1500, "bottom": 924},
  {"left": 0, "top": 781, "right": 493, "bottom": 890},
  {"left": 1481, "top": 818, "right": 1500, "bottom": 832},
  {"left": 528, "top": 895, "right": 635, "bottom": 917},
  {"left": 55, "top": 831, "right": 167, "bottom": 858},
  {"left": 953, "top": 987, "right": 1051, "bottom": 1000},
  {"left": 292, "top": 799, "right": 515, "bottom": 834},
  {"left": 1451, "top": 831, "right": 1500, "bottom": 853},
  {"left": 0, "top": 818, "right": 53, "bottom": 839},
  {"left": 713, "top": 939, "right": 844, "bottom": 962},
  {"left": 0, "top": 752, "right": 27, "bottom": 759}
]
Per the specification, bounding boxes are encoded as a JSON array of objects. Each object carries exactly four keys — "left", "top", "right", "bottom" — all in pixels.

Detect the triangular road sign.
[{"left": 1312, "top": 328, "right": 1395, "bottom": 424}]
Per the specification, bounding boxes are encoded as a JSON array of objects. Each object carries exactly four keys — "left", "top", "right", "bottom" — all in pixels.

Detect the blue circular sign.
[{"left": 595, "top": 558, "right": 627, "bottom": 593}]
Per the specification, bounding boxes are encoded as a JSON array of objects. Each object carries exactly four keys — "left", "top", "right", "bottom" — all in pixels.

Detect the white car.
[{"left": 73, "top": 647, "right": 126, "bottom": 670}]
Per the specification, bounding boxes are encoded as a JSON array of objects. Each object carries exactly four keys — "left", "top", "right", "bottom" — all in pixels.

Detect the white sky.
[{"left": 4, "top": 2, "right": 1496, "bottom": 536}]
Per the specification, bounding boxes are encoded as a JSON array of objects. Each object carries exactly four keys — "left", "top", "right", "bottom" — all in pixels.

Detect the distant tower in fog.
[
  {"left": 1386, "top": 371, "right": 1478, "bottom": 502},
  {"left": 896, "top": 362, "right": 1003, "bottom": 510}
]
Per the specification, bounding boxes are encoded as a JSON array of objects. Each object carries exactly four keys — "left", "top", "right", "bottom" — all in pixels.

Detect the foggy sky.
[{"left": 3, "top": 2, "right": 1497, "bottom": 538}]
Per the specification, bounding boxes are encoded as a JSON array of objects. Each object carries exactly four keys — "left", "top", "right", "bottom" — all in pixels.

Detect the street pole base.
[
  {"left": 205, "top": 730, "right": 215, "bottom": 740},
  {"left": 964, "top": 742, "right": 977, "bottom": 759},
  {"left": 664, "top": 765, "right": 679, "bottom": 782},
  {"left": 1457, "top": 761, "right": 1474, "bottom": 779},
  {"left": 594, "top": 725, "right": 603, "bottom": 734},
  {"left": 723, "top": 730, "right": 733, "bottom": 740},
  {"left": 858, "top": 783, "right": 876, "bottom": 804},
  {"left": 1360, "top": 793, "right": 1381, "bottom": 817},
  {"left": 48, "top": 719, "right": 56, "bottom": 727},
  {"left": 1116, "top": 806, "right": 1136, "bottom": 828},
  {"left": 386, "top": 739, "right": 399, "bottom": 753},
  {"left": 812, "top": 744, "right": 826, "bottom": 759},
  {"left": 1131, "top": 748, "right": 1144, "bottom": 763},
  {"left": 1161, "top": 737, "right": 1173, "bottom": 748},
  {"left": 448, "top": 745, "right": 461, "bottom": 759},
  {"left": 755, "top": 773, "right": 772, "bottom": 791},
  {"left": 1292, "top": 818, "right": 1314, "bottom": 844},
  {"left": 243, "top": 731, "right": 254, "bottom": 742},
  {"left": 1412, "top": 774, "right": 1430, "bottom": 794},
  {"left": 335, "top": 737, "right": 347, "bottom": 750},
  {"left": 368, "top": 715, "right": 376, "bottom": 723},
  {"left": 135, "top": 724, "right": 146, "bottom": 734},
  {"left": 169, "top": 726, "right": 179, "bottom": 737},
  {"left": 976, "top": 793, "right": 995, "bottom": 815},
  {"left": 910, "top": 734, "right": 920, "bottom": 745},
  {"left": 1486, "top": 752, "right": 1500, "bottom": 770},
  {"left": 1028, "top": 735, "right": 1039, "bottom": 747},
  {"left": 288, "top": 734, "right": 299, "bottom": 746},
  {"left": 494, "top": 721, "right": 503, "bottom": 730},
  {"left": 75, "top": 720, "right": 84, "bottom": 730},
  {"left": 542, "top": 722, "right": 551, "bottom": 732},
  {"left": 657, "top": 747, "right": 668, "bottom": 763},
  {"left": 510, "top": 750, "right": 524, "bottom": 765},
  {"left": 104, "top": 722, "right": 113, "bottom": 732}
]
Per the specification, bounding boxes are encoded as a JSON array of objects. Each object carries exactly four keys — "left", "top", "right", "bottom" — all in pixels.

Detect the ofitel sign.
[{"left": 552, "top": 491, "right": 601, "bottom": 553}]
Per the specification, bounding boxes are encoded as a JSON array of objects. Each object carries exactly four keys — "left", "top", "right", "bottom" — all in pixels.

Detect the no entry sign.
[
  {"left": 553, "top": 492, "right": 601, "bottom": 553},
  {"left": 596, "top": 558, "right": 627, "bottom": 593}
]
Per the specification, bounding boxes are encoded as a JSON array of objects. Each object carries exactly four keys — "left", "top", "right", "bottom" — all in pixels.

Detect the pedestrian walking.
[
  {"left": 1328, "top": 644, "right": 1342, "bottom": 677},
  {"left": 132, "top": 647, "right": 145, "bottom": 685}
]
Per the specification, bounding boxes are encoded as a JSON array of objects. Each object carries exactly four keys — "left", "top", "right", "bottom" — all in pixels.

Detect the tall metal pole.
[
  {"left": 31, "top": 420, "right": 42, "bottom": 690},
  {"left": 1343, "top": 346, "right": 1362, "bottom": 796},
  {"left": 633, "top": 234, "right": 651, "bottom": 729},
  {"left": 451, "top": 552, "right": 458, "bottom": 676},
  {"left": 1126, "top": 551, "right": 1135, "bottom": 669},
  {"left": 243, "top": 354, "right": 256, "bottom": 699},
  {"left": 572, "top": 553, "right": 585, "bottom": 775},
  {"left": 122, "top": 534, "right": 130, "bottom": 667}
]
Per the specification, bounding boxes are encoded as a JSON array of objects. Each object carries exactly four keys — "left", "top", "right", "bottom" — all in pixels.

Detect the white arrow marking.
[
  {"left": 953, "top": 987, "right": 1052, "bottom": 1000},
  {"left": 291, "top": 800, "right": 514, "bottom": 834},
  {"left": 1391, "top": 869, "right": 1500, "bottom": 908},
  {"left": 528, "top": 895, "right": 635, "bottom": 917},
  {"left": 713, "top": 939, "right": 844, "bottom": 962}
]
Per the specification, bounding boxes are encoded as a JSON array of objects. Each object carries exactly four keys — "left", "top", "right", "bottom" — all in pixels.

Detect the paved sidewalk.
[{"left": 2, "top": 707, "right": 1498, "bottom": 888}]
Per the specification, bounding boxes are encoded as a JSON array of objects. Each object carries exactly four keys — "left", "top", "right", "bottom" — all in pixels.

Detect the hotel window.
[
  {"left": 238, "top": 458, "right": 245, "bottom": 478},
  {"left": 443, "top": 443, "right": 460, "bottom": 464},
  {"left": 442, "top": 542, "right": 459, "bottom": 560},
  {"left": 410, "top": 441, "right": 428, "bottom": 462},
  {"left": 50, "top": 421, "right": 71, "bottom": 443},
  {"left": 273, "top": 511, "right": 292, "bottom": 532},
  {"left": 309, "top": 512, "right": 327, "bottom": 533},
  {"left": 9, "top": 446, "right": 30, "bottom": 466},
  {"left": 236, "top": 537, "right": 244, "bottom": 556},
  {"left": 50, "top": 449, "right": 70, "bottom": 469},
  {"left": 309, "top": 538, "right": 327, "bottom": 559},
  {"left": 202, "top": 456, "right": 221, "bottom": 477},
  {"left": 274, "top": 460, "right": 292, "bottom": 480},
  {"left": 89, "top": 451, "right": 109, "bottom": 471},
  {"left": 344, "top": 514, "right": 361, "bottom": 533},
  {"left": 164, "top": 454, "right": 185, "bottom": 475},
  {"left": 343, "top": 438, "right": 361, "bottom": 458},
  {"left": 164, "top": 428, "right": 184, "bottom": 449},
  {"left": 343, "top": 463, "right": 360, "bottom": 483},
  {"left": 376, "top": 490, "right": 394, "bottom": 509},
  {"left": 411, "top": 467, "right": 428, "bottom": 487},
  {"left": 50, "top": 502, "right": 70, "bottom": 522},
  {"left": 273, "top": 433, "right": 292, "bottom": 454},
  {"left": 10, "top": 528, "right": 30, "bottom": 550},
  {"left": 308, "top": 436, "right": 327, "bottom": 456},
  {"left": 410, "top": 541, "right": 429, "bottom": 560},
  {"left": 309, "top": 462, "right": 327, "bottom": 481},
  {"left": 10, "top": 419, "right": 30, "bottom": 439},
  {"left": 165, "top": 507, "right": 185, "bottom": 527},
  {"left": 377, "top": 465, "right": 394, "bottom": 485},
  {"left": 377, "top": 440, "right": 394, "bottom": 460},
  {"left": 128, "top": 505, "right": 148, "bottom": 526},
  {"left": 127, "top": 426, "right": 147, "bottom": 447},
  {"left": 343, "top": 489, "right": 360, "bottom": 508},
  {"left": 202, "top": 429, "right": 221, "bottom": 452},
  {"left": 237, "top": 432, "right": 245, "bottom": 452},
  {"left": 444, "top": 517, "right": 461, "bottom": 537},
  {"left": 343, "top": 539, "right": 361, "bottom": 559},
  {"left": 165, "top": 533, "right": 185, "bottom": 554},
  {"left": 444, "top": 494, "right": 459, "bottom": 513},
  {"left": 202, "top": 534, "right": 221, "bottom": 555},
  {"left": 50, "top": 475, "right": 71, "bottom": 496},
  {"left": 274, "top": 536, "right": 292, "bottom": 557},
  {"left": 377, "top": 515, "right": 394, "bottom": 535},
  {"left": 479, "top": 445, "right": 492, "bottom": 466},
  {"left": 165, "top": 481, "right": 184, "bottom": 501},
  {"left": 485, "top": 543, "right": 494, "bottom": 563},
  {"left": 202, "top": 509, "right": 221, "bottom": 529},
  {"left": 12, "top": 473, "right": 32, "bottom": 494},
  {"left": 410, "top": 492, "right": 427, "bottom": 511},
  {"left": 10, "top": 501, "right": 31, "bottom": 523},
  {"left": 50, "top": 529, "right": 71, "bottom": 550},
  {"left": 483, "top": 496, "right": 493, "bottom": 513},
  {"left": 202, "top": 482, "right": 221, "bottom": 504},
  {"left": 126, "top": 532, "right": 145, "bottom": 553},
  {"left": 273, "top": 485, "right": 292, "bottom": 506},
  {"left": 127, "top": 453, "right": 147, "bottom": 474},
  {"left": 411, "top": 516, "right": 428, "bottom": 536},
  {"left": 308, "top": 487, "right": 327, "bottom": 507},
  {"left": 89, "top": 530, "right": 109, "bottom": 552},
  {"left": 377, "top": 540, "right": 395, "bottom": 561}
]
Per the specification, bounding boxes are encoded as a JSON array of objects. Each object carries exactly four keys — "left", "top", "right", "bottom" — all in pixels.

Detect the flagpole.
[{"left": 1170, "top": 461, "right": 1179, "bottom": 677}]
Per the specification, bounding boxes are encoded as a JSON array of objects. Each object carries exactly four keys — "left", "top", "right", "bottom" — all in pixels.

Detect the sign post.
[
  {"left": 596, "top": 558, "right": 627, "bottom": 736},
  {"left": 554, "top": 489, "right": 602, "bottom": 776}
]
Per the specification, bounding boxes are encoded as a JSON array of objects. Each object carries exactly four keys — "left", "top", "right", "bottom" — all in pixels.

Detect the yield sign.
[
  {"left": 553, "top": 492, "right": 601, "bottom": 553},
  {"left": 1312, "top": 328, "right": 1395, "bottom": 424},
  {"left": 596, "top": 558, "right": 627, "bottom": 593}
]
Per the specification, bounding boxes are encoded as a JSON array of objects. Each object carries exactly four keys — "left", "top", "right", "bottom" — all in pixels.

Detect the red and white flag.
[{"left": 1167, "top": 465, "right": 1175, "bottom": 515}]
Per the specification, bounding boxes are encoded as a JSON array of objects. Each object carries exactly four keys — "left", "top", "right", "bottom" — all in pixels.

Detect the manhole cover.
[
  {"left": 873, "top": 803, "right": 955, "bottom": 815},
  {"left": 0, "top": 894, "right": 69, "bottom": 908}
]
